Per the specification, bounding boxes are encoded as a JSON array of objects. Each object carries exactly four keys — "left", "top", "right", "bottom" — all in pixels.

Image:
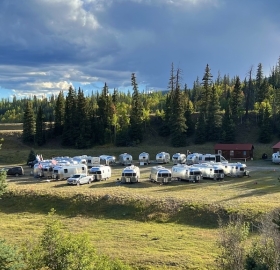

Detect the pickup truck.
[{"left": 67, "top": 174, "right": 93, "bottom": 185}]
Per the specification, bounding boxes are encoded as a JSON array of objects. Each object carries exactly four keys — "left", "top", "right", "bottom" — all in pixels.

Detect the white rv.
[
  {"left": 149, "top": 166, "right": 172, "bottom": 184},
  {"left": 172, "top": 153, "right": 187, "bottom": 165},
  {"left": 119, "top": 153, "right": 133, "bottom": 166},
  {"left": 171, "top": 164, "right": 202, "bottom": 182},
  {"left": 192, "top": 163, "right": 224, "bottom": 180},
  {"left": 186, "top": 153, "right": 227, "bottom": 165},
  {"left": 89, "top": 165, "right": 111, "bottom": 181},
  {"left": 33, "top": 160, "right": 53, "bottom": 178},
  {"left": 86, "top": 156, "right": 100, "bottom": 168},
  {"left": 52, "top": 164, "right": 88, "bottom": 180},
  {"left": 72, "top": 156, "right": 87, "bottom": 165},
  {"left": 120, "top": 165, "right": 140, "bottom": 183},
  {"left": 99, "top": 155, "right": 116, "bottom": 166},
  {"left": 272, "top": 152, "right": 280, "bottom": 164},
  {"left": 156, "top": 152, "right": 170, "bottom": 164},
  {"left": 139, "top": 152, "right": 150, "bottom": 165},
  {"left": 217, "top": 162, "right": 249, "bottom": 177}
]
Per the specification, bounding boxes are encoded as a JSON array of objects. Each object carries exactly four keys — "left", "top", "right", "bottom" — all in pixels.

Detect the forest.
[{"left": 1, "top": 59, "right": 280, "bottom": 148}]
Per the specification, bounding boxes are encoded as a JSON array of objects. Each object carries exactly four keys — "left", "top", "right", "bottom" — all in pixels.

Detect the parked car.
[
  {"left": 6, "top": 166, "right": 24, "bottom": 176},
  {"left": 67, "top": 174, "right": 92, "bottom": 185}
]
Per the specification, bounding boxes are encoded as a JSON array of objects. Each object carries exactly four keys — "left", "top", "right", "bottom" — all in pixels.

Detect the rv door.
[{"left": 216, "top": 155, "right": 221, "bottom": 162}]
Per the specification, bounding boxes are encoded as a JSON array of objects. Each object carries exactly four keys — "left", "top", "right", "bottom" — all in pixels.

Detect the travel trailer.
[
  {"left": 99, "top": 155, "right": 116, "bottom": 166},
  {"left": 120, "top": 165, "right": 140, "bottom": 183},
  {"left": 155, "top": 152, "right": 170, "bottom": 164},
  {"left": 72, "top": 155, "right": 87, "bottom": 165},
  {"left": 89, "top": 165, "right": 111, "bottom": 181},
  {"left": 186, "top": 153, "right": 227, "bottom": 165},
  {"left": 52, "top": 164, "right": 88, "bottom": 180},
  {"left": 192, "top": 163, "right": 225, "bottom": 180},
  {"left": 33, "top": 160, "right": 53, "bottom": 178},
  {"left": 215, "top": 162, "right": 249, "bottom": 177},
  {"left": 86, "top": 156, "right": 100, "bottom": 168},
  {"left": 171, "top": 164, "right": 202, "bottom": 182},
  {"left": 172, "top": 153, "right": 187, "bottom": 165},
  {"left": 138, "top": 152, "right": 150, "bottom": 165},
  {"left": 272, "top": 152, "right": 280, "bottom": 164},
  {"left": 119, "top": 153, "right": 133, "bottom": 166},
  {"left": 186, "top": 153, "right": 201, "bottom": 165},
  {"left": 149, "top": 166, "right": 172, "bottom": 184}
]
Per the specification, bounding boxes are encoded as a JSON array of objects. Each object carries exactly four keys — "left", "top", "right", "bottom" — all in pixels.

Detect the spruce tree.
[
  {"left": 221, "top": 102, "right": 236, "bottom": 143},
  {"left": 22, "top": 101, "right": 35, "bottom": 143},
  {"left": 54, "top": 91, "right": 65, "bottom": 136},
  {"left": 194, "top": 113, "right": 206, "bottom": 144},
  {"left": 259, "top": 103, "right": 272, "bottom": 143},
  {"left": 231, "top": 76, "right": 243, "bottom": 123},
  {"left": 35, "top": 105, "right": 46, "bottom": 146}
]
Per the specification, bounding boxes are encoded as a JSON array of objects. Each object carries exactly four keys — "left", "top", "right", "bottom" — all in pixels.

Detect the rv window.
[
  {"left": 240, "top": 168, "right": 244, "bottom": 171},
  {"left": 54, "top": 170, "right": 58, "bottom": 173},
  {"left": 160, "top": 173, "right": 170, "bottom": 177},
  {"left": 194, "top": 171, "right": 201, "bottom": 175},
  {"left": 64, "top": 169, "right": 68, "bottom": 173},
  {"left": 97, "top": 171, "right": 101, "bottom": 174},
  {"left": 190, "top": 172, "right": 193, "bottom": 175},
  {"left": 124, "top": 173, "right": 133, "bottom": 177}
]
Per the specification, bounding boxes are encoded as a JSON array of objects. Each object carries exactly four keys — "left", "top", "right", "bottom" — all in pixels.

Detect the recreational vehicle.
[
  {"left": 156, "top": 152, "right": 170, "bottom": 164},
  {"left": 119, "top": 153, "right": 133, "bottom": 166},
  {"left": 33, "top": 160, "right": 53, "bottom": 178},
  {"left": 120, "top": 165, "right": 140, "bottom": 183},
  {"left": 86, "top": 156, "right": 100, "bottom": 168},
  {"left": 186, "top": 153, "right": 201, "bottom": 165},
  {"left": 172, "top": 153, "right": 187, "bottom": 165},
  {"left": 72, "top": 156, "right": 87, "bottom": 165},
  {"left": 186, "top": 153, "right": 228, "bottom": 165},
  {"left": 171, "top": 164, "right": 202, "bottom": 182},
  {"left": 192, "top": 163, "right": 225, "bottom": 180},
  {"left": 99, "top": 155, "right": 116, "bottom": 166},
  {"left": 89, "top": 165, "right": 112, "bottom": 181},
  {"left": 216, "top": 162, "right": 249, "bottom": 177},
  {"left": 149, "top": 166, "right": 172, "bottom": 184},
  {"left": 52, "top": 164, "right": 88, "bottom": 180},
  {"left": 272, "top": 152, "right": 280, "bottom": 164},
  {"left": 139, "top": 152, "right": 150, "bottom": 165}
]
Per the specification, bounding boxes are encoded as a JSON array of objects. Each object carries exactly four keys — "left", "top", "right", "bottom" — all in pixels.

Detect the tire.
[{"left": 15, "top": 173, "right": 19, "bottom": 177}]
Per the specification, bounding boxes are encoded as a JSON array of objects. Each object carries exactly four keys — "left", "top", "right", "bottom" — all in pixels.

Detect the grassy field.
[{"left": 1, "top": 129, "right": 280, "bottom": 269}]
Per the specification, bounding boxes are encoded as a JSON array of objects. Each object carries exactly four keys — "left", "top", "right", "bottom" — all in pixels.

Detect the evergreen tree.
[
  {"left": 22, "top": 101, "right": 35, "bottom": 143},
  {"left": 200, "top": 63, "right": 213, "bottom": 118},
  {"left": 221, "top": 103, "right": 236, "bottom": 143},
  {"left": 259, "top": 103, "right": 272, "bottom": 143},
  {"left": 255, "top": 63, "right": 264, "bottom": 102},
  {"left": 194, "top": 113, "right": 206, "bottom": 144},
  {"left": 54, "top": 91, "right": 65, "bottom": 136},
  {"left": 129, "top": 73, "right": 143, "bottom": 143},
  {"left": 35, "top": 105, "right": 46, "bottom": 146},
  {"left": 231, "top": 76, "right": 243, "bottom": 123}
]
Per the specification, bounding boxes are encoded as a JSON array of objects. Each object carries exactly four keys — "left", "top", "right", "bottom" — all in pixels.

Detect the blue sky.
[{"left": 0, "top": 0, "right": 279, "bottom": 100}]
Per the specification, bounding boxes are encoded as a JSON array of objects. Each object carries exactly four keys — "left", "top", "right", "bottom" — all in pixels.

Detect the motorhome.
[
  {"left": 155, "top": 152, "right": 170, "bottom": 164},
  {"left": 171, "top": 164, "right": 202, "bottom": 182},
  {"left": 214, "top": 162, "right": 249, "bottom": 177},
  {"left": 120, "top": 165, "right": 140, "bottom": 183},
  {"left": 52, "top": 164, "right": 88, "bottom": 180},
  {"left": 192, "top": 163, "right": 225, "bottom": 180},
  {"left": 119, "top": 153, "right": 133, "bottom": 166},
  {"left": 172, "top": 153, "right": 186, "bottom": 165},
  {"left": 138, "top": 152, "right": 150, "bottom": 165},
  {"left": 89, "top": 165, "right": 111, "bottom": 181},
  {"left": 149, "top": 166, "right": 172, "bottom": 184},
  {"left": 99, "top": 155, "right": 116, "bottom": 166},
  {"left": 86, "top": 156, "right": 100, "bottom": 168},
  {"left": 272, "top": 152, "right": 280, "bottom": 164}
]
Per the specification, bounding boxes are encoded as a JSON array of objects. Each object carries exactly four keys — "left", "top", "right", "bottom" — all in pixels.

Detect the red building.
[{"left": 214, "top": 144, "right": 254, "bottom": 162}]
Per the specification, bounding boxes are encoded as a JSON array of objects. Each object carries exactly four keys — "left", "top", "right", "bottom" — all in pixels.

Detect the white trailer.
[
  {"left": 186, "top": 153, "right": 201, "bottom": 165},
  {"left": 186, "top": 153, "right": 227, "bottom": 165},
  {"left": 138, "top": 152, "right": 150, "bottom": 165},
  {"left": 192, "top": 163, "right": 224, "bottom": 180},
  {"left": 86, "top": 156, "right": 100, "bottom": 168},
  {"left": 89, "top": 165, "right": 111, "bottom": 181},
  {"left": 171, "top": 164, "right": 202, "bottom": 182},
  {"left": 120, "top": 165, "right": 140, "bottom": 183},
  {"left": 156, "top": 152, "right": 170, "bottom": 164},
  {"left": 33, "top": 160, "right": 53, "bottom": 178},
  {"left": 216, "top": 162, "right": 249, "bottom": 177},
  {"left": 119, "top": 153, "right": 133, "bottom": 166},
  {"left": 72, "top": 156, "right": 87, "bottom": 164},
  {"left": 272, "top": 152, "right": 280, "bottom": 164},
  {"left": 149, "top": 166, "right": 172, "bottom": 184},
  {"left": 172, "top": 153, "right": 187, "bottom": 165},
  {"left": 52, "top": 164, "right": 88, "bottom": 180},
  {"left": 99, "top": 155, "right": 116, "bottom": 166}
]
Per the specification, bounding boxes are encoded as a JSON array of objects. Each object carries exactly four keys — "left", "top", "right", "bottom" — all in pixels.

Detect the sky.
[{"left": 0, "top": 0, "right": 279, "bottom": 100}]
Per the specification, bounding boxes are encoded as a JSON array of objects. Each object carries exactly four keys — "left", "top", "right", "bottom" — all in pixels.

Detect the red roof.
[
  {"left": 272, "top": 142, "right": 280, "bottom": 149},
  {"left": 214, "top": 144, "right": 254, "bottom": 151}
]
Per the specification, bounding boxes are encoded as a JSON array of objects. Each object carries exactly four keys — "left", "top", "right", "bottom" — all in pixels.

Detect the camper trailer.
[
  {"left": 89, "top": 165, "right": 111, "bottom": 181},
  {"left": 171, "top": 164, "right": 202, "bottom": 182},
  {"left": 99, "top": 155, "right": 116, "bottom": 166},
  {"left": 192, "top": 163, "right": 225, "bottom": 180},
  {"left": 33, "top": 160, "right": 53, "bottom": 178},
  {"left": 72, "top": 155, "right": 87, "bottom": 165},
  {"left": 186, "top": 153, "right": 227, "bottom": 165},
  {"left": 120, "top": 165, "right": 140, "bottom": 183},
  {"left": 172, "top": 153, "right": 187, "bottom": 165},
  {"left": 156, "top": 152, "right": 170, "bottom": 164},
  {"left": 149, "top": 166, "right": 172, "bottom": 184},
  {"left": 186, "top": 153, "right": 200, "bottom": 165},
  {"left": 52, "top": 164, "right": 88, "bottom": 180},
  {"left": 272, "top": 152, "right": 280, "bottom": 164},
  {"left": 119, "top": 153, "right": 133, "bottom": 166},
  {"left": 86, "top": 156, "right": 100, "bottom": 168},
  {"left": 215, "top": 162, "right": 249, "bottom": 177},
  {"left": 138, "top": 152, "right": 150, "bottom": 165}
]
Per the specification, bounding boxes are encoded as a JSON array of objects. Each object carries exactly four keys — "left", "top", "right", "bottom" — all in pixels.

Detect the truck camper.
[
  {"left": 86, "top": 156, "right": 100, "bottom": 168},
  {"left": 149, "top": 166, "right": 172, "bottom": 184},
  {"left": 89, "top": 165, "right": 111, "bottom": 181},
  {"left": 120, "top": 165, "right": 140, "bottom": 183},
  {"left": 192, "top": 163, "right": 224, "bottom": 180},
  {"left": 171, "top": 164, "right": 202, "bottom": 182},
  {"left": 138, "top": 152, "right": 150, "bottom": 165},
  {"left": 156, "top": 152, "right": 170, "bottom": 164},
  {"left": 172, "top": 153, "right": 186, "bottom": 165},
  {"left": 52, "top": 164, "right": 88, "bottom": 180},
  {"left": 119, "top": 153, "right": 133, "bottom": 166},
  {"left": 99, "top": 155, "right": 116, "bottom": 166}
]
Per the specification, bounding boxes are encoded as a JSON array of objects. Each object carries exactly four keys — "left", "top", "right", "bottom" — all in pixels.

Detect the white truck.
[
  {"left": 120, "top": 165, "right": 140, "bottom": 184},
  {"left": 192, "top": 163, "right": 225, "bottom": 180},
  {"left": 171, "top": 164, "right": 202, "bottom": 182},
  {"left": 156, "top": 152, "right": 170, "bottom": 164},
  {"left": 89, "top": 165, "right": 111, "bottom": 181},
  {"left": 119, "top": 153, "right": 133, "bottom": 166},
  {"left": 67, "top": 173, "right": 93, "bottom": 185},
  {"left": 52, "top": 164, "right": 88, "bottom": 180},
  {"left": 172, "top": 153, "right": 186, "bottom": 165},
  {"left": 139, "top": 152, "right": 150, "bottom": 165},
  {"left": 149, "top": 166, "right": 172, "bottom": 184}
]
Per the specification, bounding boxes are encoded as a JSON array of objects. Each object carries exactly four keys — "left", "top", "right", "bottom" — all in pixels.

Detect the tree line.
[{"left": 1, "top": 58, "right": 280, "bottom": 147}]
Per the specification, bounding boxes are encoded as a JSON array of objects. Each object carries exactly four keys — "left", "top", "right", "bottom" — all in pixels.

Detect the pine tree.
[
  {"left": 35, "top": 105, "right": 46, "bottom": 146},
  {"left": 259, "top": 103, "right": 272, "bottom": 143},
  {"left": 255, "top": 63, "right": 264, "bottom": 102},
  {"left": 194, "top": 113, "right": 206, "bottom": 144},
  {"left": 221, "top": 102, "right": 236, "bottom": 143},
  {"left": 54, "top": 91, "right": 65, "bottom": 136},
  {"left": 201, "top": 64, "right": 213, "bottom": 117},
  {"left": 22, "top": 101, "right": 35, "bottom": 143},
  {"left": 231, "top": 76, "right": 243, "bottom": 123}
]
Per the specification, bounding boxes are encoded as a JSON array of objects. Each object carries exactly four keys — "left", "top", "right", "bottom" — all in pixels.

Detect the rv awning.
[{"left": 214, "top": 144, "right": 254, "bottom": 151}]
